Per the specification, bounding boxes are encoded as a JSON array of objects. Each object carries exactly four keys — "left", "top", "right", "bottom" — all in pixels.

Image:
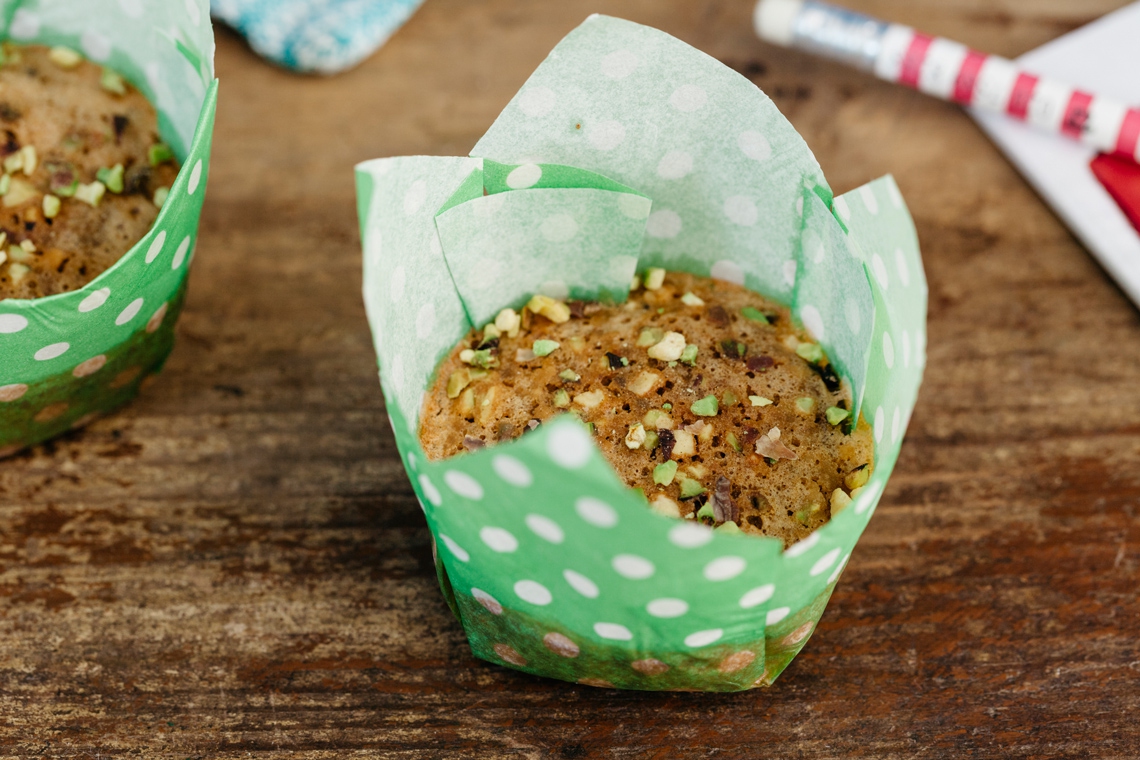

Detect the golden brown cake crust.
[
  {"left": 420, "top": 271, "right": 874, "bottom": 548},
  {"left": 0, "top": 43, "right": 180, "bottom": 300}
]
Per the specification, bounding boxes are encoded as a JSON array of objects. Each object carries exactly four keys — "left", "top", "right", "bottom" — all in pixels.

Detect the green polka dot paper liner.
[
  {"left": 355, "top": 15, "right": 927, "bottom": 691},
  {"left": 0, "top": 0, "right": 217, "bottom": 456}
]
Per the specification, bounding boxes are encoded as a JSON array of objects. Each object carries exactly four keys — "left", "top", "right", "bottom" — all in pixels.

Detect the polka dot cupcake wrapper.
[
  {"left": 356, "top": 16, "right": 926, "bottom": 691},
  {"left": 0, "top": 0, "right": 217, "bottom": 453}
]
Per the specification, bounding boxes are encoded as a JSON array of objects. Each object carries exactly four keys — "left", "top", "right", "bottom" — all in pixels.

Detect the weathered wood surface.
[{"left": 2, "top": 0, "right": 1139, "bottom": 756}]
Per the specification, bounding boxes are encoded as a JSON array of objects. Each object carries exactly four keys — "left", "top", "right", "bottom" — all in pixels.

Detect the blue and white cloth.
[{"left": 211, "top": 0, "right": 424, "bottom": 74}]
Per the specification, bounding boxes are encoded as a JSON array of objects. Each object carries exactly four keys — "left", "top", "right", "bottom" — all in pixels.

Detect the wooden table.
[{"left": 3, "top": 1, "right": 1138, "bottom": 756}]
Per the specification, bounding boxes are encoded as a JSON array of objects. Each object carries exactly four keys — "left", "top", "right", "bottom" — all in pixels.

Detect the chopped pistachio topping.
[
  {"left": 527, "top": 294, "right": 571, "bottom": 323},
  {"left": 459, "top": 348, "right": 475, "bottom": 363},
  {"left": 19, "top": 239, "right": 34, "bottom": 254},
  {"left": 75, "top": 181, "right": 106, "bottom": 207},
  {"left": 716, "top": 520, "right": 742, "bottom": 534},
  {"left": 553, "top": 389, "right": 570, "bottom": 408},
  {"left": 653, "top": 460, "right": 678, "bottom": 486},
  {"left": 8, "top": 262, "right": 28, "bottom": 283},
  {"left": 643, "top": 267, "right": 666, "bottom": 290},
  {"left": 826, "top": 406, "right": 850, "bottom": 426},
  {"left": 830, "top": 488, "right": 853, "bottom": 515},
  {"left": 647, "top": 330, "right": 686, "bottom": 361},
  {"left": 845, "top": 464, "right": 870, "bottom": 490},
  {"left": 3, "top": 153, "right": 22, "bottom": 174},
  {"left": 629, "top": 274, "right": 642, "bottom": 291},
  {"left": 2, "top": 178, "right": 36, "bottom": 207},
  {"left": 721, "top": 390, "right": 738, "bottom": 407},
  {"left": 0, "top": 175, "right": 9, "bottom": 195},
  {"left": 446, "top": 370, "right": 472, "bottom": 399},
  {"left": 625, "top": 423, "right": 646, "bottom": 450},
  {"left": 100, "top": 68, "right": 126, "bottom": 95},
  {"left": 9, "top": 244, "right": 30, "bottom": 262},
  {"left": 558, "top": 369, "right": 580, "bottom": 382},
  {"left": 690, "top": 395, "right": 719, "bottom": 417},
  {"left": 532, "top": 339, "right": 559, "bottom": 357},
  {"left": 649, "top": 494, "right": 681, "bottom": 518},
  {"left": 482, "top": 323, "right": 501, "bottom": 342},
  {"left": 678, "top": 477, "right": 705, "bottom": 499},
  {"left": 680, "top": 292, "right": 705, "bottom": 306},
  {"left": 637, "top": 327, "right": 665, "bottom": 347},
  {"left": 642, "top": 429, "right": 659, "bottom": 451},
  {"left": 661, "top": 402, "right": 672, "bottom": 411},
  {"left": 741, "top": 306, "right": 769, "bottom": 324},
  {"left": 96, "top": 164, "right": 125, "bottom": 194},
  {"left": 18, "top": 145, "right": 36, "bottom": 176},
  {"left": 42, "top": 194, "right": 60, "bottom": 219},
  {"left": 149, "top": 143, "right": 175, "bottom": 167},
  {"left": 48, "top": 46, "right": 83, "bottom": 68},
  {"left": 749, "top": 395, "right": 773, "bottom": 407},
  {"left": 696, "top": 502, "right": 715, "bottom": 520},
  {"left": 494, "top": 307, "right": 521, "bottom": 337},
  {"left": 795, "top": 397, "right": 816, "bottom": 414},
  {"left": 153, "top": 186, "right": 170, "bottom": 208},
  {"left": 573, "top": 389, "right": 605, "bottom": 409},
  {"left": 796, "top": 342, "right": 824, "bottom": 363},
  {"left": 726, "top": 431, "right": 742, "bottom": 452}
]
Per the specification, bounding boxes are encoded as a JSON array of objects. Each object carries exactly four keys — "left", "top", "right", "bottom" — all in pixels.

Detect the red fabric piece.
[{"left": 1091, "top": 152, "right": 1140, "bottom": 236}]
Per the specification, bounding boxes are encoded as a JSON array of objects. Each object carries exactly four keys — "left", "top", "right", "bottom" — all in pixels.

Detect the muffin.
[
  {"left": 421, "top": 270, "right": 873, "bottom": 548},
  {"left": 0, "top": 42, "right": 179, "bottom": 300}
]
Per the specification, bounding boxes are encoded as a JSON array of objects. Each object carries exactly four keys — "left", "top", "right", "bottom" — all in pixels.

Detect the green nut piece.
[
  {"left": 100, "top": 68, "right": 126, "bottom": 95},
  {"left": 726, "top": 431, "right": 741, "bottom": 452},
  {"left": 679, "top": 343, "right": 698, "bottom": 366},
  {"left": 795, "top": 397, "right": 816, "bottom": 414},
  {"left": 715, "top": 520, "right": 742, "bottom": 534},
  {"left": 96, "top": 164, "right": 125, "bottom": 194},
  {"left": 653, "top": 460, "right": 678, "bottom": 486},
  {"left": 558, "top": 369, "right": 580, "bottom": 382},
  {"left": 678, "top": 477, "right": 706, "bottom": 499},
  {"left": 148, "top": 143, "right": 175, "bottom": 166},
  {"left": 553, "top": 389, "right": 571, "bottom": 408},
  {"left": 532, "top": 339, "right": 560, "bottom": 357},
  {"left": 637, "top": 327, "right": 665, "bottom": 347},
  {"left": 741, "top": 306, "right": 769, "bottom": 324},
  {"left": 642, "top": 430, "right": 659, "bottom": 451},
  {"left": 796, "top": 342, "right": 825, "bottom": 364},
  {"left": 826, "top": 406, "right": 850, "bottom": 426},
  {"left": 446, "top": 370, "right": 471, "bottom": 399},
  {"left": 696, "top": 502, "right": 716, "bottom": 520},
  {"left": 691, "top": 395, "right": 719, "bottom": 417},
  {"left": 661, "top": 403, "right": 672, "bottom": 411},
  {"left": 721, "top": 390, "right": 738, "bottom": 407}
]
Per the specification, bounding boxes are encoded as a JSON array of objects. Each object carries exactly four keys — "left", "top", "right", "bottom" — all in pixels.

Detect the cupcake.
[
  {"left": 420, "top": 270, "right": 875, "bottom": 548},
  {"left": 356, "top": 15, "right": 926, "bottom": 691},
  {"left": 0, "top": 0, "right": 217, "bottom": 457}
]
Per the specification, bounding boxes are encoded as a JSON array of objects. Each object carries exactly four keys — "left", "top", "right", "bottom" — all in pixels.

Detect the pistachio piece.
[
  {"left": 628, "top": 370, "right": 661, "bottom": 396},
  {"left": 830, "top": 488, "right": 853, "bottom": 515},
  {"left": 844, "top": 464, "right": 870, "bottom": 490},
  {"left": 680, "top": 292, "right": 704, "bottom": 306},
  {"left": 8, "top": 262, "right": 28, "bottom": 283},
  {"left": 696, "top": 501, "right": 716, "bottom": 520},
  {"left": 741, "top": 306, "right": 769, "bottom": 323},
  {"left": 625, "top": 423, "right": 646, "bottom": 450},
  {"left": 153, "top": 186, "right": 170, "bottom": 208},
  {"left": 679, "top": 343, "right": 698, "bottom": 366},
  {"left": 749, "top": 396, "right": 773, "bottom": 407},
  {"left": 527, "top": 294, "right": 571, "bottom": 323},
  {"left": 755, "top": 427, "right": 797, "bottom": 460},
  {"left": 2, "top": 178, "right": 36, "bottom": 207},
  {"left": 690, "top": 395, "right": 719, "bottom": 417},
  {"left": 637, "top": 326, "right": 665, "bottom": 347},
  {"left": 796, "top": 342, "right": 824, "bottom": 363},
  {"left": 148, "top": 143, "right": 175, "bottom": 167},
  {"left": 101, "top": 68, "right": 127, "bottom": 95},
  {"left": 642, "top": 429, "right": 659, "bottom": 451},
  {"left": 494, "top": 307, "right": 521, "bottom": 338},
  {"left": 75, "top": 181, "right": 106, "bottom": 207},
  {"left": 825, "top": 406, "right": 850, "bottom": 426},
  {"left": 721, "top": 390, "right": 738, "bottom": 407},
  {"left": 726, "top": 431, "right": 742, "bottom": 452},
  {"left": 643, "top": 267, "right": 666, "bottom": 290},
  {"left": 678, "top": 477, "right": 705, "bottom": 499},
  {"left": 532, "top": 339, "right": 559, "bottom": 357},
  {"left": 795, "top": 397, "right": 816, "bottom": 414},
  {"left": 42, "top": 194, "right": 60, "bottom": 219},
  {"left": 18, "top": 145, "right": 35, "bottom": 176},
  {"left": 446, "top": 369, "right": 472, "bottom": 399},
  {"left": 715, "top": 520, "right": 742, "bottom": 534},
  {"left": 649, "top": 494, "right": 681, "bottom": 518},
  {"left": 0, "top": 175, "right": 8, "bottom": 195},
  {"left": 643, "top": 409, "right": 673, "bottom": 430},
  {"left": 573, "top": 389, "right": 605, "bottom": 409},
  {"left": 553, "top": 389, "right": 570, "bottom": 408},
  {"left": 48, "top": 46, "right": 83, "bottom": 68},
  {"left": 647, "top": 331, "right": 686, "bottom": 361},
  {"left": 653, "top": 460, "right": 678, "bottom": 486},
  {"left": 482, "top": 323, "right": 501, "bottom": 342},
  {"left": 96, "top": 164, "right": 125, "bottom": 194},
  {"left": 558, "top": 369, "right": 580, "bottom": 382},
  {"left": 671, "top": 429, "right": 696, "bottom": 458},
  {"left": 629, "top": 273, "right": 642, "bottom": 291}
]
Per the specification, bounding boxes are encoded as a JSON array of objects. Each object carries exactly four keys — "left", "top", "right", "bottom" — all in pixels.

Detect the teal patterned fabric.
[{"left": 211, "top": 0, "right": 424, "bottom": 74}]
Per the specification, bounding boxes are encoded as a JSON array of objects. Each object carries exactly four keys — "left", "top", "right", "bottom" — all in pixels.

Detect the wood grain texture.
[{"left": 2, "top": 0, "right": 1139, "bottom": 757}]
